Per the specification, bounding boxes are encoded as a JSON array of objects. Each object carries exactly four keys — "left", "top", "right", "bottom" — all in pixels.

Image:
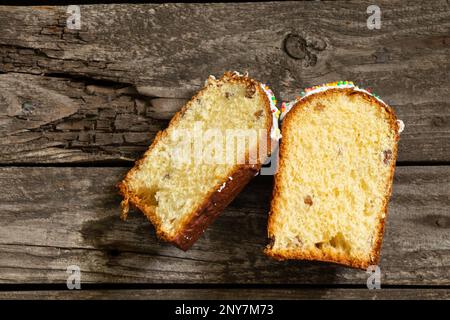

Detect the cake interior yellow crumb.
[
  {"left": 126, "top": 80, "right": 270, "bottom": 238},
  {"left": 269, "top": 91, "right": 396, "bottom": 263}
]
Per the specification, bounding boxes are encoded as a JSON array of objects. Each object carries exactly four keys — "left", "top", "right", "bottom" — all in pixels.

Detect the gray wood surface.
[
  {"left": 0, "top": 288, "right": 448, "bottom": 300},
  {"left": 0, "top": 73, "right": 166, "bottom": 163},
  {"left": 0, "top": 2, "right": 449, "bottom": 298},
  {"left": 0, "top": 2, "right": 449, "bottom": 163},
  {"left": 0, "top": 166, "right": 448, "bottom": 285}
]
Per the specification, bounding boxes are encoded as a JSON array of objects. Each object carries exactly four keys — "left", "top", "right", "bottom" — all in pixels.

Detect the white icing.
[
  {"left": 397, "top": 120, "right": 405, "bottom": 133},
  {"left": 204, "top": 75, "right": 216, "bottom": 86},
  {"left": 217, "top": 181, "right": 226, "bottom": 192},
  {"left": 232, "top": 70, "right": 249, "bottom": 78},
  {"left": 260, "top": 83, "right": 282, "bottom": 141},
  {"left": 280, "top": 83, "right": 404, "bottom": 134}
]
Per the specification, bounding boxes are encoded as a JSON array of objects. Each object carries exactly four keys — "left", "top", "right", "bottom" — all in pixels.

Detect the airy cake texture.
[
  {"left": 266, "top": 84, "right": 400, "bottom": 269},
  {"left": 119, "top": 72, "right": 277, "bottom": 250}
]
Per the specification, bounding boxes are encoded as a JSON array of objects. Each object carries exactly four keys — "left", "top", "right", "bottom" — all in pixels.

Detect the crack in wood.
[{"left": 0, "top": 72, "right": 180, "bottom": 163}]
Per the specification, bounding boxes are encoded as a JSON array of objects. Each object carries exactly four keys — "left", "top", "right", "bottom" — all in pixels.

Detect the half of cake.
[
  {"left": 119, "top": 72, "right": 280, "bottom": 250},
  {"left": 265, "top": 82, "right": 402, "bottom": 269}
]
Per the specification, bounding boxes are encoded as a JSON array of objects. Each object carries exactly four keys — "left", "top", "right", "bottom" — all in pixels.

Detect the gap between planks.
[{"left": 0, "top": 288, "right": 448, "bottom": 300}]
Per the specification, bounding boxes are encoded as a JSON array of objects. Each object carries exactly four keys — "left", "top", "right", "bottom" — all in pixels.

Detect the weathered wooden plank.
[
  {"left": 0, "top": 72, "right": 448, "bottom": 164},
  {"left": 1, "top": 2, "right": 449, "bottom": 96},
  {"left": 0, "top": 73, "right": 167, "bottom": 163},
  {"left": 0, "top": 288, "right": 448, "bottom": 300},
  {"left": 0, "top": 2, "right": 449, "bottom": 163},
  {"left": 0, "top": 166, "right": 448, "bottom": 284}
]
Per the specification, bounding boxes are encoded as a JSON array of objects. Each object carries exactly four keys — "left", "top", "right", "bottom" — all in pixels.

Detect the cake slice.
[
  {"left": 265, "top": 82, "right": 401, "bottom": 269},
  {"left": 119, "top": 72, "right": 280, "bottom": 250}
]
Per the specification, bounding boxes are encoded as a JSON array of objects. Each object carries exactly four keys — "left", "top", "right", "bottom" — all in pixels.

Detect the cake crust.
[
  {"left": 265, "top": 88, "right": 400, "bottom": 269},
  {"left": 118, "top": 72, "right": 273, "bottom": 250}
]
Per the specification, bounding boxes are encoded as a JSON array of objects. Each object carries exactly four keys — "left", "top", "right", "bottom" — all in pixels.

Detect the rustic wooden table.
[{"left": 0, "top": 2, "right": 449, "bottom": 300}]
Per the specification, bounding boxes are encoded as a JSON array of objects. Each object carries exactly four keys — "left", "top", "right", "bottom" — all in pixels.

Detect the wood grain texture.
[
  {"left": 0, "top": 2, "right": 449, "bottom": 163},
  {"left": 0, "top": 72, "right": 448, "bottom": 164},
  {"left": 0, "top": 1, "right": 449, "bottom": 297},
  {"left": 0, "top": 73, "right": 167, "bottom": 163},
  {"left": 0, "top": 166, "right": 448, "bottom": 285},
  {"left": 0, "top": 288, "right": 448, "bottom": 300}
]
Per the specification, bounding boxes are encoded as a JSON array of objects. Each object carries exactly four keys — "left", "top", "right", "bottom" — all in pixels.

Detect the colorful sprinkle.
[{"left": 259, "top": 82, "right": 281, "bottom": 141}]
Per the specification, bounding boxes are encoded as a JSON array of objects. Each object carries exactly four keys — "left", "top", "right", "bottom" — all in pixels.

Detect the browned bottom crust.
[
  {"left": 265, "top": 247, "right": 380, "bottom": 270},
  {"left": 172, "top": 164, "right": 261, "bottom": 250}
]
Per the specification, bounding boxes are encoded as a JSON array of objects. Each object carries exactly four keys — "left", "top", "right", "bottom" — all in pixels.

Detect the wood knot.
[
  {"left": 435, "top": 216, "right": 450, "bottom": 228},
  {"left": 306, "top": 38, "right": 327, "bottom": 51},
  {"left": 107, "top": 248, "right": 121, "bottom": 257},
  {"left": 373, "top": 47, "right": 390, "bottom": 63},
  {"left": 432, "top": 116, "right": 446, "bottom": 127},
  {"left": 283, "top": 33, "right": 326, "bottom": 67},
  {"left": 284, "top": 34, "right": 307, "bottom": 59},
  {"left": 21, "top": 101, "right": 37, "bottom": 114}
]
